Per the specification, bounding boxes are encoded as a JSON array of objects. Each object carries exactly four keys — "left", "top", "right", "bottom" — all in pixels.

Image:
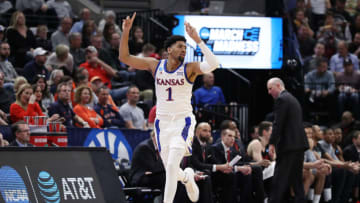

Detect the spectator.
[
  {"left": 48, "top": 69, "right": 63, "bottom": 95},
  {"left": 129, "top": 26, "right": 145, "bottom": 55},
  {"left": 350, "top": 14, "right": 360, "bottom": 37},
  {"left": 89, "top": 76, "right": 117, "bottom": 108},
  {"left": 333, "top": 127, "right": 345, "bottom": 161},
  {"left": 73, "top": 85, "right": 103, "bottom": 128},
  {"left": 94, "top": 86, "right": 125, "bottom": 128},
  {"left": 69, "top": 32, "right": 85, "bottom": 68},
  {"left": 102, "top": 22, "right": 115, "bottom": 50},
  {"left": 0, "top": 132, "right": 9, "bottom": 146},
  {"left": 329, "top": 0, "right": 353, "bottom": 24},
  {"left": 0, "top": 71, "right": 15, "bottom": 114},
  {"left": 80, "top": 46, "right": 116, "bottom": 88},
  {"left": 308, "top": 0, "right": 331, "bottom": 31},
  {"left": 48, "top": 82, "right": 88, "bottom": 127},
  {"left": 15, "top": 0, "right": 57, "bottom": 27},
  {"left": 349, "top": 32, "right": 360, "bottom": 58},
  {"left": 32, "top": 83, "right": 46, "bottom": 113},
  {"left": 119, "top": 85, "right": 146, "bottom": 130},
  {"left": 70, "top": 8, "right": 90, "bottom": 33},
  {"left": 13, "top": 76, "right": 27, "bottom": 94},
  {"left": 0, "top": 41, "right": 18, "bottom": 84},
  {"left": 303, "top": 42, "right": 326, "bottom": 74},
  {"left": 45, "top": 44, "right": 74, "bottom": 75},
  {"left": 0, "top": 0, "right": 12, "bottom": 14},
  {"left": 297, "top": 25, "right": 317, "bottom": 58},
  {"left": 50, "top": 17, "right": 72, "bottom": 50},
  {"left": 335, "top": 58, "right": 360, "bottom": 119},
  {"left": 293, "top": 9, "right": 314, "bottom": 37},
  {"left": 35, "top": 25, "right": 52, "bottom": 52},
  {"left": 5, "top": 11, "right": 36, "bottom": 68},
  {"left": 23, "top": 47, "right": 49, "bottom": 83},
  {"left": 304, "top": 57, "right": 335, "bottom": 102},
  {"left": 98, "top": 10, "right": 121, "bottom": 35},
  {"left": 329, "top": 40, "right": 359, "bottom": 74},
  {"left": 32, "top": 74, "right": 53, "bottom": 111},
  {"left": 46, "top": 0, "right": 74, "bottom": 19},
  {"left": 90, "top": 34, "right": 103, "bottom": 51},
  {"left": 81, "top": 20, "right": 97, "bottom": 48},
  {"left": 9, "top": 120, "right": 32, "bottom": 147},
  {"left": 10, "top": 83, "right": 58, "bottom": 123},
  {"left": 193, "top": 72, "right": 226, "bottom": 107},
  {"left": 55, "top": 75, "right": 76, "bottom": 107}
]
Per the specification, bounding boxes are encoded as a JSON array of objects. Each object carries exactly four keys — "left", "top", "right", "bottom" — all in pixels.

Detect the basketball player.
[{"left": 119, "top": 13, "right": 220, "bottom": 203}]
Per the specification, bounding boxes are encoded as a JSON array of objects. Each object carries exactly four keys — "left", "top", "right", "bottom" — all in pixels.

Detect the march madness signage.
[{"left": 0, "top": 148, "right": 126, "bottom": 203}]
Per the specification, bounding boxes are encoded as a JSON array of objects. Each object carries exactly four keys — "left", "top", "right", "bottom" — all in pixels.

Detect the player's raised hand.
[
  {"left": 122, "top": 12, "right": 136, "bottom": 32},
  {"left": 185, "top": 22, "right": 202, "bottom": 43}
]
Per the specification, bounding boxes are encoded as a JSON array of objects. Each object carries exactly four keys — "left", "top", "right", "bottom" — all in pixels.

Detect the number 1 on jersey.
[{"left": 166, "top": 87, "right": 174, "bottom": 101}]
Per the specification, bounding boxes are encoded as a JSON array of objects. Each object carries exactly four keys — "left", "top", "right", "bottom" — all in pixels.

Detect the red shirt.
[
  {"left": 10, "top": 102, "right": 44, "bottom": 123},
  {"left": 80, "top": 62, "right": 112, "bottom": 88},
  {"left": 148, "top": 105, "right": 156, "bottom": 124}
]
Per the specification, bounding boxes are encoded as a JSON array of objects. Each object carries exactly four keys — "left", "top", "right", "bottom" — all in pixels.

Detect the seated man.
[
  {"left": 209, "top": 128, "right": 260, "bottom": 203},
  {"left": 10, "top": 120, "right": 33, "bottom": 147},
  {"left": 193, "top": 72, "right": 226, "bottom": 107},
  {"left": 94, "top": 86, "right": 125, "bottom": 128},
  {"left": 0, "top": 71, "right": 15, "bottom": 117},
  {"left": 304, "top": 57, "right": 336, "bottom": 119},
  {"left": 48, "top": 82, "right": 89, "bottom": 128},
  {"left": 119, "top": 85, "right": 146, "bottom": 130},
  {"left": 335, "top": 58, "right": 360, "bottom": 119}
]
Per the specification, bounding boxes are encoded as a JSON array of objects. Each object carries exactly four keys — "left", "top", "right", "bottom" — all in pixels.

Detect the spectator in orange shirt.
[
  {"left": 73, "top": 85, "right": 103, "bottom": 128},
  {"left": 10, "top": 83, "right": 59, "bottom": 123},
  {"left": 80, "top": 45, "right": 116, "bottom": 88}
]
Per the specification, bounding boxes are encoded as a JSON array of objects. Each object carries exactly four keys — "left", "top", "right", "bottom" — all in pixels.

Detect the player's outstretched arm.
[
  {"left": 185, "top": 22, "right": 219, "bottom": 74},
  {"left": 119, "top": 12, "right": 158, "bottom": 72}
]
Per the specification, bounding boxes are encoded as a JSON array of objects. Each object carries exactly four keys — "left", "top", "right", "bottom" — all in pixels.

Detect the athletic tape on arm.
[{"left": 198, "top": 41, "right": 219, "bottom": 73}]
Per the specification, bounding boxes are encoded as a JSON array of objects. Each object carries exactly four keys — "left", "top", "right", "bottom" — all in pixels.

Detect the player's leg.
[{"left": 162, "top": 145, "right": 186, "bottom": 203}]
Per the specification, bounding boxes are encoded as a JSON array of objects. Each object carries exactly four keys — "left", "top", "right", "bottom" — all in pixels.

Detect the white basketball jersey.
[{"left": 154, "top": 60, "right": 193, "bottom": 116}]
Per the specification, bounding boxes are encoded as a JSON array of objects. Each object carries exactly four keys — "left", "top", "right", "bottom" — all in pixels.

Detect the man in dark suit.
[
  {"left": 210, "top": 128, "right": 254, "bottom": 203},
  {"left": 129, "top": 132, "right": 165, "bottom": 190},
  {"left": 267, "top": 77, "right": 309, "bottom": 203},
  {"left": 9, "top": 120, "right": 33, "bottom": 147}
]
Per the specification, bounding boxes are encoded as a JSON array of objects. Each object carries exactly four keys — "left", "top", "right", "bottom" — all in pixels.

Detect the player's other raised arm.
[
  {"left": 119, "top": 12, "right": 158, "bottom": 72},
  {"left": 185, "top": 22, "right": 220, "bottom": 74}
]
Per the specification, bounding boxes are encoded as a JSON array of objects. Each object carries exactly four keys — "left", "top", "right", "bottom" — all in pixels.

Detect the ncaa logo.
[
  {"left": 83, "top": 129, "right": 133, "bottom": 161},
  {"left": 199, "top": 27, "right": 210, "bottom": 40},
  {"left": 0, "top": 166, "right": 29, "bottom": 203},
  {"left": 37, "top": 171, "right": 60, "bottom": 203}
]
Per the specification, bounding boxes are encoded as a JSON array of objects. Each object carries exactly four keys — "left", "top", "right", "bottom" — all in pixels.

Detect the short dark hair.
[
  {"left": 353, "top": 131, "right": 360, "bottom": 140},
  {"left": 164, "top": 35, "right": 186, "bottom": 50},
  {"left": 127, "top": 85, "right": 139, "bottom": 94},
  {"left": 11, "top": 120, "right": 27, "bottom": 135},
  {"left": 96, "top": 85, "right": 109, "bottom": 95},
  {"left": 258, "top": 121, "right": 272, "bottom": 137},
  {"left": 315, "top": 57, "right": 328, "bottom": 67},
  {"left": 56, "top": 82, "right": 70, "bottom": 93},
  {"left": 220, "top": 120, "right": 236, "bottom": 130}
]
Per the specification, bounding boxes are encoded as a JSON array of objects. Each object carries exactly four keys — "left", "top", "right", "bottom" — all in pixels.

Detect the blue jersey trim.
[
  {"left": 164, "top": 60, "right": 184, "bottom": 73},
  {"left": 181, "top": 117, "right": 191, "bottom": 141},
  {"left": 155, "top": 119, "right": 161, "bottom": 152},
  {"left": 184, "top": 63, "right": 193, "bottom": 84},
  {"left": 153, "top": 60, "right": 162, "bottom": 78}
]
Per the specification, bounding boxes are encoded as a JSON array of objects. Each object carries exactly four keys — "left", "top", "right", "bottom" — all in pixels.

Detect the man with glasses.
[
  {"left": 48, "top": 82, "right": 89, "bottom": 128},
  {"left": 10, "top": 120, "right": 32, "bottom": 147}
]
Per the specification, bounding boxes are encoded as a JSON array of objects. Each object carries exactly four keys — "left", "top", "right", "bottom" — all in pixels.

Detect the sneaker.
[{"left": 183, "top": 168, "right": 199, "bottom": 202}]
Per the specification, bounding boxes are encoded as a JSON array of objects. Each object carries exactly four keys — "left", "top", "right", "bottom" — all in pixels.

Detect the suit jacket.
[
  {"left": 343, "top": 144, "right": 360, "bottom": 162},
  {"left": 270, "top": 90, "right": 309, "bottom": 154},
  {"left": 210, "top": 141, "right": 243, "bottom": 165},
  {"left": 190, "top": 136, "right": 213, "bottom": 172},
  {"left": 129, "top": 138, "right": 165, "bottom": 186},
  {"left": 9, "top": 140, "right": 33, "bottom": 147}
]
